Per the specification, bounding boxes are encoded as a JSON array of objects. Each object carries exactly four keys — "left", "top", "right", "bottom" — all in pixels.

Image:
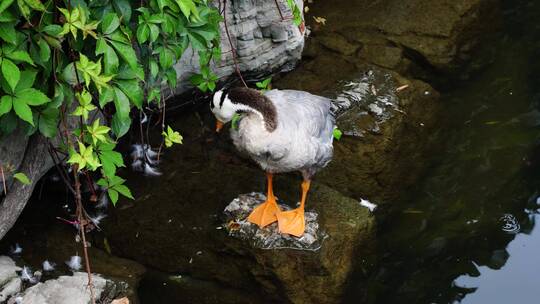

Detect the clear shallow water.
[{"left": 345, "top": 1, "right": 540, "bottom": 303}]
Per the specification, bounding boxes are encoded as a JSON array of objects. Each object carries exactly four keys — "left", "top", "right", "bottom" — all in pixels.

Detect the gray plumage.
[{"left": 212, "top": 88, "right": 335, "bottom": 179}]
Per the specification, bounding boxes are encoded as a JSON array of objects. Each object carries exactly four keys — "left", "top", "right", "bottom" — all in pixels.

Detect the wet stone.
[{"left": 223, "top": 192, "right": 327, "bottom": 251}]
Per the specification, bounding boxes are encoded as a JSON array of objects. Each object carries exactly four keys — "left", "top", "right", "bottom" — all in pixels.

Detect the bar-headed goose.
[{"left": 211, "top": 87, "right": 335, "bottom": 237}]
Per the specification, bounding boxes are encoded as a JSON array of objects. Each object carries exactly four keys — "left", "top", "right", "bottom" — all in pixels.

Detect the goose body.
[
  {"left": 229, "top": 89, "right": 334, "bottom": 178},
  {"left": 211, "top": 87, "right": 335, "bottom": 236}
]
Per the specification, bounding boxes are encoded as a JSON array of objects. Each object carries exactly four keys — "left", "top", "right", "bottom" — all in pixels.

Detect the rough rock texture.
[
  {"left": 21, "top": 272, "right": 108, "bottom": 304},
  {"left": 0, "top": 256, "right": 21, "bottom": 302},
  {"left": 305, "top": 0, "right": 500, "bottom": 77},
  {"left": 10, "top": 224, "right": 146, "bottom": 303},
  {"left": 170, "top": 0, "right": 305, "bottom": 96}
]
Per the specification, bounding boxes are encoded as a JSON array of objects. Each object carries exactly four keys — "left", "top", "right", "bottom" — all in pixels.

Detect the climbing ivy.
[{"left": 0, "top": 0, "right": 221, "bottom": 205}]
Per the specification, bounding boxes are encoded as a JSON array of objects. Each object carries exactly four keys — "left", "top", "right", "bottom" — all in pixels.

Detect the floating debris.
[
  {"left": 359, "top": 198, "right": 377, "bottom": 212},
  {"left": 42, "top": 260, "right": 56, "bottom": 272},
  {"left": 21, "top": 266, "right": 38, "bottom": 284},
  {"left": 66, "top": 255, "right": 82, "bottom": 271},
  {"left": 396, "top": 84, "right": 409, "bottom": 92},
  {"left": 10, "top": 243, "right": 22, "bottom": 255}
]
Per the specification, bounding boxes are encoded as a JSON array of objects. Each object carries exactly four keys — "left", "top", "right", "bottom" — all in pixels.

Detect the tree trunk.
[{"left": 0, "top": 135, "right": 53, "bottom": 240}]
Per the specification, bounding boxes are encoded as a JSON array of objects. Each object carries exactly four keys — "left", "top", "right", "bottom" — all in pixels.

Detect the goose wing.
[{"left": 265, "top": 89, "right": 335, "bottom": 141}]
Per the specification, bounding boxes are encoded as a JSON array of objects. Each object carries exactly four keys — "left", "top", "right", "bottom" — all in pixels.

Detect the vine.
[
  {"left": 0, "top": 0, "right": 221, "bottom": 301},
  {"left": 0, "top": 0, "right": 303, "bottom": 301}
]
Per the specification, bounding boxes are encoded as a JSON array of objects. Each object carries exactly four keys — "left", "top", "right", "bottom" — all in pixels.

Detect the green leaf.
[
  {"left": 13, "top": 172, "right": 30, "bottom": 185},
  {"left": 12, "top": 98, "right": 33, "bottom": 125},
  {"left": 38, "top": 107, "right": 59, "bottom": 137},
  {"left": 0, "top": 10, "right": 15, "bottom": 22},
  {"left": 108, "top": 188, "right": 119, "bottom": 204},
  {"left": 6, "top": 50, "right": 34, "bottom": 65},
  {"left": 136, "top": 24, "right": 149, "bottom": 43},
  {"left": 110, "top": 40, "right": 138, "bottom": 70},
  {"left": 149, "top": 58, "right": 158, "bottom": 79},
  {"left": 112, "top": 0, "right": 131, "bottom": 23},
  {"left": 17, "top": 88, "right": 50, "bottom": 106},
  {"left": 148, "top": 23, "right": 160, "bottom": 42},
  {"left": 23, "top": 0, "right": 45, "bottom": 11},
  {"left": 0, "top": 0, "right": 15, "bottom": 15},
  {"left": 159, "top": 47, "right": 174, "bottom": 69},
  {"left": 103, "top": 44, "right": 119, "bottom": 74},
  {"left": 15, "top": 70, "right": 36, "bottom": 90},
  {"left": 102, "top": 12, "right": 120, "bottom": 34},
  {"left": 114, "top": 184, "right": 133, "bottom": 199},
  {"left": 1, "top": 58, "right": 20, "bottom": 92},
  {"left": 176, "top": 0, "right": 198, "bottom": 19},
  {"left": 111, "top": 113, "right": 131, "bottom": 137},
  {"left": 0, "top": 23, "right": 16, "bottom": 44},
  {"left": 42, "top": 24, "right": 63, "bottom": 37},
  {"left": 99, "top": 86, "right": 114, "bottom": 107},
  {"left": 333, "top": 127, "right": 342, "bottom": 140},
  {"left": 113, "top": 86, "right": 130, "bottom": 118},
  {"left": 100, "top": 149, "right": 124, "bottom": 177},
  {"left": 37, "top": 38, "right": 50, "bottom": 62},
  {"left": 0, "top": 95, "right": 13, "bottom": 116},
  {"left": 115, "top": 79, "right": 143, "bottom": 109},
  {"left": 17, "top": 0, "right": 30, "bottom": 20}
]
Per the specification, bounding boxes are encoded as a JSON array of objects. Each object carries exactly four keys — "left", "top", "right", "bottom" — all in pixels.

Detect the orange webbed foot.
[
  {"left": 276, "top": 207, "right": 305, "bottom": 237},
  {"left": 247, "top": 197, "right": 281, "bottom": 227}
]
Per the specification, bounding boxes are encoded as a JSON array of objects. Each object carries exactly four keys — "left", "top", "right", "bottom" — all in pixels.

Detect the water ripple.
[{"left": 500, "top": 213, "right": 520, "bottom": 234}]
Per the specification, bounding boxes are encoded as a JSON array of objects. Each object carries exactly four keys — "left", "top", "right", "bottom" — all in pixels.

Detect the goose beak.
[{"left": 215, "top": 120, "right": 224, "bottom": 132}]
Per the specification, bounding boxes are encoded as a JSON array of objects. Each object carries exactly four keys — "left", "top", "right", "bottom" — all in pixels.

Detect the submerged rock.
[{"left": 306, "top": 0, "right": 500, "bottom": 75}]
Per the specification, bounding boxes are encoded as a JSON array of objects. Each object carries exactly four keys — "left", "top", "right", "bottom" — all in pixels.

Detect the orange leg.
[
  {"left": 247, "top": 173, "right": 281, "bottom": 227},
  {"left": 276, "top": 179, "right": 310, "bottom": 237}
]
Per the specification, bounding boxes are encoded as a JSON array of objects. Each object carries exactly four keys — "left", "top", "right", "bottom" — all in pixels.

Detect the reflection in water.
[
  {"left": 343, "top": 1, "right": 540, "bottom": 303},
  {"left": 454, "top": 213, "right": 540, "bottom": 303}
]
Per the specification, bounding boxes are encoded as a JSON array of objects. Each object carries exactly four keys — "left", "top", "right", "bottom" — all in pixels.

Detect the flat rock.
[
  {"left": 21, "top": 272, "right": 107, "bottom": 304},
  {"left": 223, "top": 192, "right": 326, "bottom": 251},
  {"left": 0, "top": 256, "right": 22, "bottom": 302}
]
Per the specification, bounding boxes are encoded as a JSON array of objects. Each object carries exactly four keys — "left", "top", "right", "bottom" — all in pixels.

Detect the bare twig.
[
  {"left": 222, "top": 0, "right": 248, "bottom": 88},
  {"left": 0, "top": 165, "right": 6, "bottom": 195},
  {"left": 273, "top": 0, "right": 285, "bottom": 20},
  {"left": 73, "top": 167, "right": 96, "bottom": 304}
]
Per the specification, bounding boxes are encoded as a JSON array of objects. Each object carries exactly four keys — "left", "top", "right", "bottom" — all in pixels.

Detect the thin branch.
[
  {"left": 273, "top": 0, "right": 285, "bottom": 20},
  {"left": 0, "top": 165, "right": 6, "bottom": 195}
]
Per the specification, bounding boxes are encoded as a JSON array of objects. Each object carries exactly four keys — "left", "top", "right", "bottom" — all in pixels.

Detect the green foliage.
[
  {"left": 162, "top": 125, "right": 183, "bottom": 147},
  {"left": 0, "top": 0, "right": 221, "bottom": 205},
  {"left": 13, "top": 172, "right": 30, "bottom": 184},
  {"left": 333, "top": 127, "right": 342, "bottom": 140},
  {"left": 285, "top": 0, "right": 303, "bottom": 26},
  {"left": 255, "top": 77, "right": 272, "bottom": 92}
]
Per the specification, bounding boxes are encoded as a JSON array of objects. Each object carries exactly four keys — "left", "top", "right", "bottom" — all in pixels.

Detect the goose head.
[
  {"left": 211, "top": 90, "right": 236, "bottom": 132},
  {"left": 211, "top": 88, "right": 277, "bottom": 132}
]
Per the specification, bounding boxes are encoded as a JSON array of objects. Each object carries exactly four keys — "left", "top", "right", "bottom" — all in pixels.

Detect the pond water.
[
  {"left": 2, "top": 1, "right": 540, "bottom": 304},
  {"left": 343, "top": 1, "right": 540, "bottom": 303}
]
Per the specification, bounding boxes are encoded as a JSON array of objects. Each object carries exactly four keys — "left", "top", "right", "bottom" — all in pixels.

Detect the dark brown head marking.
[{"left": 227, "top": 87, "right": 278, "bottom": 132}]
